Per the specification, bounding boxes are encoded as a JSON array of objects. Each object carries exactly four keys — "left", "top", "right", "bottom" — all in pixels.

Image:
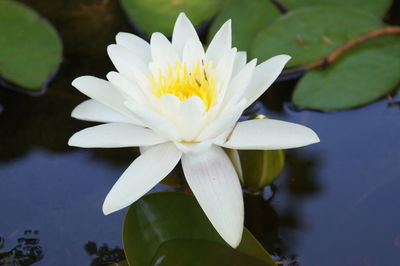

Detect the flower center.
[{"left": 149, "top": 60, "right": 216, "bottom": 111}]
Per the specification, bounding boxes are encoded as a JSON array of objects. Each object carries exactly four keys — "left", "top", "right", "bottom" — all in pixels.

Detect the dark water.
[{"left": 1, "top": 0, "right": 400, "bottom": 265}]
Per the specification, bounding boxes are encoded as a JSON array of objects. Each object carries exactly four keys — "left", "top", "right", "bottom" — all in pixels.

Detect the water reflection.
[
  {"left": 244, "top": 193, "right": 298, "bottom": 265},
  {"left": 85, "top": 242, "right": 125, "bottom": 266},
  {"left": 0, "top": 230, "right": 43, "bottom": 266}
]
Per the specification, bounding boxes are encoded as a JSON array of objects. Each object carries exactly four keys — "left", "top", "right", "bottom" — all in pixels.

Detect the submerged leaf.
[
  {"left": 0, "top": 0, "right": 62, "bottom": 91},
  {"left": 293, "top": 36, "right": 400, "bottom": 110},
  {"left": 123, "top": 192, "right": 275, "bottom": 266},
  {"left": 252, "top": 6, "right": 383, "bottom": 67}
]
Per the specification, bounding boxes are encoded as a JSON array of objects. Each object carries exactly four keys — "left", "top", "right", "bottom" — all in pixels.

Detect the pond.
[{"left": 1, "top": 0, "right": 400, "bottom": 265}]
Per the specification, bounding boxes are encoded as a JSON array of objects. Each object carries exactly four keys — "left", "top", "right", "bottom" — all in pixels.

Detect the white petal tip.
[
  {"left": 107, "top": 44, "right": 117, "bottom": 54},
  {"left": 177, "top": 12, "right": 188, "bottom": 20},
  {"left": 281, "top": 54, "right": 291, "bottom": 61},
  {"left": 223, "top": 229, "right": 243, "bottom": 248},
  {"left": 67, "top": 136, "right": 77, "bottom": 147},
  {"left": 102, "top": 204, "right": 113, "bottom": 215},
  {"left": 310, "top": 131, "right": 320, "bottom": 144},
  {"left": 115, "top": 32, "right": 128, "bottom": 41},
  {"left": 102, "top": 196, "right": 122, "bottom": 215},
  {"left": 71, "top": 76, "right": 88, "bottom": 88}
]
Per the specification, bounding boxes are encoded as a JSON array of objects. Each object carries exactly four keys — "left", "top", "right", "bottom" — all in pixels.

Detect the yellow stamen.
[{"left": 149, "top": 60, "right": 216, "bottom": 111}]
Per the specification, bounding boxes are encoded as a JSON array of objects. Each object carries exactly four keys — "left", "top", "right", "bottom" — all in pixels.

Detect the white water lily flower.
[{"left": 68, "top": 13, "right": 319, "bottom": 248}]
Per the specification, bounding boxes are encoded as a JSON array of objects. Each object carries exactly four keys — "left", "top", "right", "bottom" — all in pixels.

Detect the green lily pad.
[
  {"left": 0, "top": 0, "right": 62, "bottom": 91},
  {"left": 240, "top": 149, "right": 285, "bottom": 192},
  {"left": 207, "top": 0, "right": 280, "bottom": 51},
  {"left": 292, "top": 36, "right": 400, "bottom": 110},
  {"left": 119, "top": 0, "right": 222, "bottom": 36},
  {"left": 281, "top": 0, "right": 392, "bottom": 18},
  {"left": 252, "top": 6, "right": 383, "bottom": 67},
  {"left": 150, "top": 239, "right": 271, "bottom": 266},
  {"left": 123, "top": 192, "right": 275, "bottom": 266}
]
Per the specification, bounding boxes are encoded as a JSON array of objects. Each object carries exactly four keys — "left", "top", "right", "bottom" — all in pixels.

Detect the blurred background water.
[{"left": 1, "top": 0, "right": 400, "bottom": 265}]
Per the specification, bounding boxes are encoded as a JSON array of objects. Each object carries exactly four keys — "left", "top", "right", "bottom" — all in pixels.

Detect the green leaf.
[
  {"left": 252, "top": 6, "right": 383, "bottom": 67},
  {"left": 123, "top": 192, "right": 275, "bottom": 266},
  {"left": 150, "top": 239, "right": 271, "bottom": 266},
  {"left": 292, "top": 36, "right": 400, "bottom": 110},
  {"left": 0, "top": 0, "right": 62, "bottom": 91},
  {"left": 240, "top": 150, "right": 285, "bottom": 191},
  {"left": 119, "top": 0, "right": 222, "bottom": 36},
  {"left": 207, "top": 0, "right": 280, "bottom": 51},
  {"left": 281, "top": 0, "right": 392, "bottom": 18}
]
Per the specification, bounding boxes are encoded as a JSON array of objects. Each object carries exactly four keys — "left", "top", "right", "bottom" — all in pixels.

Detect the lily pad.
[
  {"left": 252, "top": 6, "right": 383, "bottom": 67},
  {"left": 123, "top": 192, "right": 275, "bottom": 266},
  {"left": 150, "top": 239, "right": 271, "bottom": 266},
  {"left": 281, "top": 0, "right": 392, "bottom": 18},
  {"left": 292, "top": 36, "right": 400, "bottom": 110},
  {"left": 207, "top": 0, "right": 280, "bottom": 51},
  {"left": 119, "top": 0, "right": 222, "bottom": 36},
  {"left": 0, "top": 0, "right": 62, "bottom": 91}
]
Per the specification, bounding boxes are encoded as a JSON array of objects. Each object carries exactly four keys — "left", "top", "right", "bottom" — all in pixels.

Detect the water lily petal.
[
  {"left": 244, "top": 55, "right": 291, "bottom": 109},
  {"left": 206, "top": 20, "right": 231, "bottom": 65},
  {"left": 107, "top": 44, "right": 149, "bottom": 78},
  {"left": 68, "top": 123, "right": 166, "bottom": 148},
  {"left": 198, "top": 100, "right": 246, "bottom": 141},
  {"left": 222, "top": 58, "right": 257, "bottom": 109},
  {"left": 176, "top": 96, "right": 206, "bottom": 141},
  {"left": 106, "top": 71, "right": 149, "bottom": 105},
  {"left": 181, "top": 145, "right": 244, "bottom": 248},
  {"left": 224, "top": 148, "right": 243, "bottom": 184},
  {"left": 221, "top": 119, "right": 320, "bottom": 150},
  {"left": 214, "top": 48, "right": 237, "bottom": 102},
  {"left": 150, "top": 32, "right": 179, "bottom": 67},
  {"left": 103, "top": 142, "right": 182, "bottom": 214},
  {"left": 158, "top": 94, "right": 181, "bottom": 121},
  {"left": 115, "top": 32, "right": 151, "bottom": 62},
  {"left": 71, "top": 76, "right": 137, "bottom": 121},
  {"left": 173, "top": 140, "right": 213, "bottom": 154},
  {"left": 182, "top": 39, "right": 205, "bottom": 71},
  {"left": 126, "top": 102, "right": 181, "bottom": 141},
  {"left": 71, "top": 99, "right": 135, "bottom": 124},
  {"left": 232, "top": 51, "right": 247, "bottom": 77},
  {"left": 172, "top": 12, "right": 201, "bottom": 56}
]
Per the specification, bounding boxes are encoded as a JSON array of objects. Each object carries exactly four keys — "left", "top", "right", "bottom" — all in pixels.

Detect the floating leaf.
[
  {"left": 252, "top": 6, "right": 383, "bottom": 67},
  {"left": 0, "top": 0, "right": 62, "bottom": 91},
  {"left": 150, "top": 239, "right": 270, "bottom": 266},
  {"left": 281, "top": 0, "right": 392, "bottom": 18},
  {"left": 123, "top": 192, "right": 275, "bottom": 266},
  {"left": 208, "top": 0, "right": 280, "bottom": 51},
  {"left": 119, "top": 0, "right": 222, "bottom": 36},
  {"left": 293, "top": 36, "right": 400, "bottom": 110}
]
